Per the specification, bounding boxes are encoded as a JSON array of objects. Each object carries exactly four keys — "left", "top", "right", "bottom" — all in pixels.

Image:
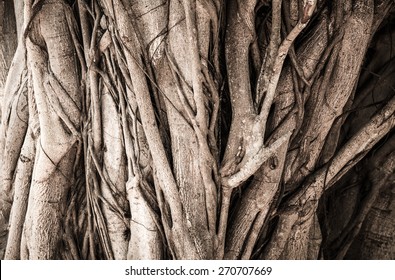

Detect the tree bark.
[{"left": 0, "top": 0, "right": 394, "bottom": 260}]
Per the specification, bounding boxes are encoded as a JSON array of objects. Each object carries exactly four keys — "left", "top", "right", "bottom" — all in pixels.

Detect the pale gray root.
[
  {"left": 106, "top": 0, "right": 223, "bottom": 259},
  {"left": 0, "top": 0, "right": 18, "bottom": 101},
  {"left": 257, "top": 0, "right": 317, "bottom": 134},
  {"left": 221, "top": 0, "right": 257, "bottom": 172},
  {"left": 24, "top": 144, "right": 78, "bottom": 259},
  {"left": 255, "top": 0, "right": 282, "bottom": 107},
  {"left": 284, "top": 0, "right": 375, "bottom": 188},
  {"left": 269, "top": 14, "right": 329, "bottom": 132},
  {"left": 100, "top": 91, "right": 128, "bottom": 259},
  {"left": 105, "top": 0, "right": 199, "bottom": 259},
  {"left": 79, "top": 0, "right": 101, "bottom": 153},
  {"left": 0, "top": 35, "right": 28, "bottom": 260},
  {"left": 13, "top": 0, "right": 24, "bottom": 39},
  {"left": 155, "top": 0, "right": 216, "bottom": 259},
  {"left": 127, "top": 183, "right": 162, "bottom": 259},
  {"left": 104, "top": 0, "right": 217, "bottom": 259},
  {"left": 217, "top": 1, "right": 316, "bottom": 259},
  {"left": 221, "top": 0, "right": 316, "bottom": 182},
  {"left": 122, "top": 50, "right": 199, "bottom": 259},
  {"left": 114, "top": 41, "right": 162, "bottom": 259},
  {"left": 165, "top": 104, "right": 213, "bottom": 258},
  {"left": 4, "top": 129, "right": 35, "bottom": 259},
  {"left": 224, "top": 135, "right": 290, "bottom": 259},
  {"left": 221, "top": 131, "right": 292, "bottom": 189},
  {"left": 127, "top": 0, "right": 168, "bottom": 64},
  {"left": 179, "top": 0, "right": 219, "bottom": 242},
  {"left": 22, "top": 0, "right": 81, "bottom": 259},
  {"left": 20, "top": 222, "right": 29, "bottom": 259}
]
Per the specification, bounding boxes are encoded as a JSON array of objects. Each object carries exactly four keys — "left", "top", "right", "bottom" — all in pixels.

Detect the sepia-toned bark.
[{"left": 0, "top": 0, "right": 394, "bottom": 259}]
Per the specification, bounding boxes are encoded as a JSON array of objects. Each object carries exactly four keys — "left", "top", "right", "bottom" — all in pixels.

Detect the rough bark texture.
[
  {"left": 0, "top": 0, "right": 394, "bottom": 259},
  {"left": 0, "top": 0, "right": 17, "bottom": 106}
]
